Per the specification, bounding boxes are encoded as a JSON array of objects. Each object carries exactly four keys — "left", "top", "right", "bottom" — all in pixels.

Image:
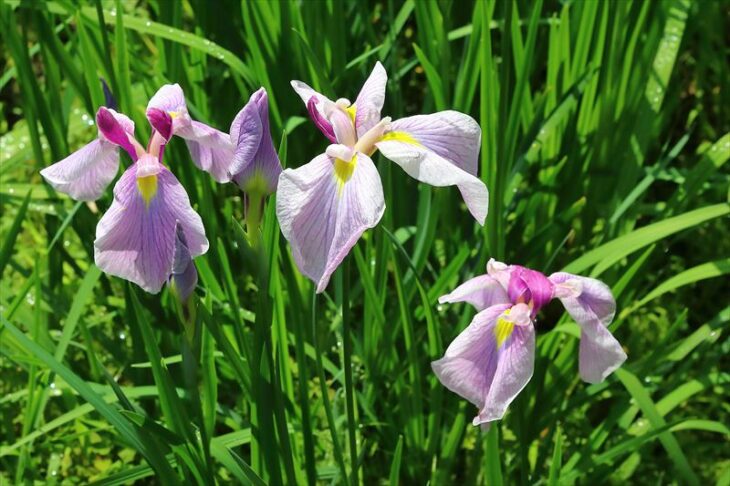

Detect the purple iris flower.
[
  {"left": 40, "top": 95, "right": 209, "bottom": 294},
  {"left": 433, "top": 259, "right": 627, "bottom": 427},
  {"left": 278, "top": 62, "right": 489, "bottom": 292}
]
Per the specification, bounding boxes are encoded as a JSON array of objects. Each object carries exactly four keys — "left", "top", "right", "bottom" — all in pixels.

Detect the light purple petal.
[
  {"left": 94, "top": 164, "right": 209, "bottom": 293},
  {"left": 549, "top": 272, "right": 627, "bottom": 383},
  {"left": 147, "top": 84, "right": 190, "bottom": 131},
  {"left": 96, "top": 107, "right": 139, "bottom": 160},
  {"left": 353, "top": 61, "right": 387, "bottom": 136},
  {"left": 179, "top": 122, "right": 235, "bottom": 183},
  {"left": 169, "top": 223, "right": 198, "bottom": 301},
  {"left": 324, "top": 101, "right": 357, "bottom": 147},
  {"left": 432, "top": 303, "right": 535, "bottom": 426},
  {"left": 230, "top": 88, "right": 282, "bottom": 193},
  {"left": 276, "top": 152, "right": 385, "bottom": 293},
  {"left": 40, "top": 139, "right": 119, "bottom": 201},
  {"left": 376, "top": 137, "right": 488, "bottom": 224},
  {"left": 438, "top": 274, "right": 510, "bottom": 311},
  {"left": 388, "top": 111, "right": 481, "bottom": 176}
]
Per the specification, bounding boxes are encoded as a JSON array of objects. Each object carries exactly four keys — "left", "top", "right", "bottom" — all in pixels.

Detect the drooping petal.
[
  {"left": 277, "top": 152, "right": 385, "bottom": 292},
  {"left": 94, "top": 164, "right": 209, "bottom": 293},
  {"left": 549, "top": 272, "right": 627, "bottom": 383},
  {"left": 387, "top": 111, "right": 481, "bottom": 175},
  {"left": 40, "top": 139, "right": 120, "bottom": 201},
  {"left": 169, "top": 223, "right": 198, "bottom": 302},
  {"left": 432, "top": 303, "right": 535, "bottom": 426},
  {"left": 229, "top": 88, "right": 282, "bottom": 194},
  {"left": 376, "top": 134, "right": 488, "bottom": 224},
  {"left": 179, "top": 122, "right": 235, "bottom": 183},
  {"left": 353, "top": 61, "right": 387, "bottom": 136},
  {"left": 438, "top": 274, "right": 510, "bottom": 311},
  {"left": 96, "top": 107, "right": 139, "bottom": 160}
]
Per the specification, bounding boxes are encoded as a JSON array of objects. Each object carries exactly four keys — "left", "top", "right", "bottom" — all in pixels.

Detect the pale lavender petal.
[
  {"left": 353, "top": 61, "right": 387, "bottom": 136},
  {"left": 376, "top": 137, "right": 489, "bottom": 224},
  {"left": 324, "top": 101, "right": 357, "bottom": 147},
  {"left": 40, "top": 139, "right": 119, "bottom": 201},
  {"left": 96, "top": 107, "right": 138, "bottom": 160},
  {"left": 276, "top": 152, "right": 385, "bottom": 293},
  {"left": 432, "top": 304, "right": 511, "bottom": 409},
  {"left": 388, "top": 111, "right": 481, "bottom": 175},
  {"left": 230, "top": 88, "right": 282, "bottom": 193},
  {"left": 474, "top": 321, "right": 535, "bottom": 425},
  {"left": 550, "top": 272, "right": 627, "bottom": 383},
  {"left": 179, "top": 122, "right": 235, "bottom": 183},
  {"left": 169, "top": 223, "right": 198, "bottom": 301},
  {"left": 94, "top": 164, "right": 209, "bottom": 293},
  {"left": 438, "top": 274, "right": 510, "bottom": 311}
]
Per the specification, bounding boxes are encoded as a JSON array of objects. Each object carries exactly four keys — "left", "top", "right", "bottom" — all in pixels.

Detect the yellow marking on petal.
[
  {"left": 494, "top": 310, "right": 515, "bottom": 348},
  {"left": 168, "top": 111, "right": 179, "bottom": 119},
  {"left": 137, "top": 175, "right": 158, "bottom": 208},
  {"left": 345, "top": 105, "right": 357, "bottom": 123},
  {"left": 333, "top": 154, "right": 357, "bottom": 196},
  {"left": 380, "top": 131, "right": 421, "bottom": 146}
]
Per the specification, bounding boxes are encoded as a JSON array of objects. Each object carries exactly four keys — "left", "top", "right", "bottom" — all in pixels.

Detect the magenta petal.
[
  {"left": 277, "top": 152, "right": 385, "bottom": 293},
  {"left": 439, "top": 274, "right": 510, "bottom": 311},
  {"left": 353, "top": 61, "right": 387, "bottom": 136},
  {"left": 508, "top": 266, "right": 554, "bottom": 312},
  {"left": 307, "top": 97, "right": 336, "bottom": 142},
  {"left": 549, "top": 272, "right": 627, "bottom": 383},
  {"left": 290, "top": 80, "right": 338, "bottom": 141},
  {"left": 94, "top": 165, "right": 209, "bottom": 293},
  {"left": 40, "top": 139, "right": 119, "bottom": 201},
  {"left": 146, "top": 108, "right": 173, "bottom": 141},
  {"left": 96, "top": 107, "right": 138, "bottom": 160}
]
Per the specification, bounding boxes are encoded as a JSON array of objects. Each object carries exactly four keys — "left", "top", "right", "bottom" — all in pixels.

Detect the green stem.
[{"left": 342, "top": 257, "right": 358, "bottom": 483}]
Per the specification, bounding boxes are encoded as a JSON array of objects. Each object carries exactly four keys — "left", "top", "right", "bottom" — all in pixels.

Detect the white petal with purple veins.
[
  {"left": 353, "top": 61, "right": 387, "bottom": 136},
  {"left": 277, "top": 152, "right": 385, "bottom": 292}
]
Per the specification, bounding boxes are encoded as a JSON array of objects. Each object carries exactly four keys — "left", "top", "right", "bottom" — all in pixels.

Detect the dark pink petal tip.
[
  {"left": 146, "top": 108, "right": 173, "bottom": 141},
  {"left": 307, "top": 97, "right": 337, "bottom": 143},
  {"left": 507, "top": 266, "right": 554, "bottom": 313},
  {"left": 96, "top": 107, "right": 137, "bottom": 161}
]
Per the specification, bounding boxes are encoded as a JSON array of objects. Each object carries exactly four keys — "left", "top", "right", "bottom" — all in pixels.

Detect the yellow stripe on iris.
[
  {"left": 333, "top": 154, "right": 357, "bottom": 196},
  {"left": 494, "top": 313, "right": 515, "bottom": 348},
  {"left": 345, "top": 105, "right": 357, "bottom": 124},
  {"left": 380, "top": 131, "right": 421, "bottom": 146},
  {"left": 137, "top": 175, "right": 158, "bottom": 208}
]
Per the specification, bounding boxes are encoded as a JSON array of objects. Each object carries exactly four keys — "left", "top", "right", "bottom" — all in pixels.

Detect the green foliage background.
[{"left": 0, "top": 0, "right": 728, "bottom": 484}]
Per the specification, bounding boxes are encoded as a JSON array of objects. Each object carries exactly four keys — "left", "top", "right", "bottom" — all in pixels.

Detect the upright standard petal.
[
  {"left": 376, "top": 131, "right": 488, "bottom": 224},
  {"left": 353, "top": 61, "right": 387, "bottom": 137},
  {"left": 432, "top": 304, "right": 535, "bottom": 426},
  {"left": 229, "top": 88, "right": 282, "bottom": 194},
  {"left": 147, "top": 84, "right": 189, "bottom": 126},
  {"left": 549, "top": 272, "right": 627, "bottom": 383},
  {"left": 40, "top": 139, "right": 119, "bottom": 201},
  {"left": 94, "top": 163, "right": 209, "bottom": 293},
  {"left": 439, "top": 274, "right": 510, "bottom": 311},
  {"left": 277, "top": 152, "right": 385, "bottom": 292},
  {"left": 290, "top": 80, "right": 337, "bottom": 141}
]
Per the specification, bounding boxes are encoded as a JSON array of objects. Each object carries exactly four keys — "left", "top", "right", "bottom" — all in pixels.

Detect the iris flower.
[
  {"left": 41, "top": 90, "right": 210, "bottom": 293},
  {"left": 278, "top": 62, "right": 489, "bottom": 292},
  {"left": 433, "top": 259, "right": 627, "bottom": 427}
]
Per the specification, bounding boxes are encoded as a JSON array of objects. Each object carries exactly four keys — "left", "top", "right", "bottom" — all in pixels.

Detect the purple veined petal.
[
  {"left": 276, "top": 152, "right": 385, "bottom": 293},
  {"left": 549, "top": 272, "right": 627, "bottom": 383},
  {"left": 438, "top": 274, "right": 510, "bottom": 312},
  {"left": 96, "top": 107, "right": 140, "bottom": 160},
  {"left": 229, "top": 87, "right": 282, "bottom": 193},
  {"left": 353, "top": 61, "right": 387, "bottom": 137},
  {"left": 176, "top": 121, "right": 235, "bottom": 183},
  {"left": 376, "top": 137, "right": 489, "bottom": 225},
  {"left": 387, "top": 111, "right": 481, "bottom": 176},
  {"left": 40, "top": 139, "right": 120, "bottom": 201},
  {"left": 431, "top": 303, "right": 535, "bottom": 426},
  {"left": 169, "top": 222, "right": 198, "bottom": 302},
  {"left": 94, "top": 164, "right": 209, "bottom": 294}
]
